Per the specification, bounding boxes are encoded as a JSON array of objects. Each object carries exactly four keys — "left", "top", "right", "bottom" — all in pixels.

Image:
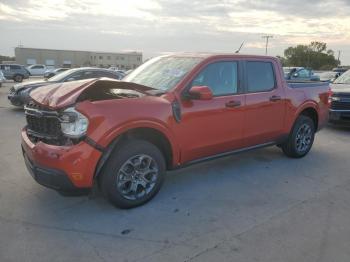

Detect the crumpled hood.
[
  {"left": 30, "top": 78, "right": 154, "bottom": 109},
  {"left": 13, "top": 80, "right": 57, "bottom": 92}
]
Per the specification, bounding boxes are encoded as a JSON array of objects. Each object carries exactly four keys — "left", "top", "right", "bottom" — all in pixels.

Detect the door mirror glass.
[
  {"left": 66, "top": 77, "right": 76, "bottom": 82},
  {"left": 187, "top": 86, "right": 213, "bottom": 100}
]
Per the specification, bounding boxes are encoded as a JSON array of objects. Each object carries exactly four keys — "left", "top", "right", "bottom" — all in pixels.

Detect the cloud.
[{"left": 0, "top": 0, "right": 350, "bottom": 64}]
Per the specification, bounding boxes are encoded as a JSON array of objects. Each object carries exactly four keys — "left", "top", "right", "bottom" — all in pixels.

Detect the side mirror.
[
  {"left": 66, "top": 77, "right": 75, "bottom": 82},
  {"left": 187, "top": 86, "right": 213, "bottom": 100}
]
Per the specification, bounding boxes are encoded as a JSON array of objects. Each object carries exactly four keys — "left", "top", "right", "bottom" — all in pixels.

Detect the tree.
[
  {"left": 283, "top": 41, "right": 339, "bottom": 70},
  {"left": 0, "top": 55, "right": 15, "bottom": 64}
]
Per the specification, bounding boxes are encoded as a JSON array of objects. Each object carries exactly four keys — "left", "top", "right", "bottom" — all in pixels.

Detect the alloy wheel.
[
  {"left": 295, "top": 123, "right": 313, "bottom": 153},
  {"left": 116, "top": 154, "right": 159, "bottom": 200}
]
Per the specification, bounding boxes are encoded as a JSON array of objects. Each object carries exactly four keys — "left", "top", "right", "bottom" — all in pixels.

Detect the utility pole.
[
  {"left": 262, "top": 35, "right": 273, "bottom": 55},
  {"left": 337, "top": 50, "right": 341, "bottom": 66}
]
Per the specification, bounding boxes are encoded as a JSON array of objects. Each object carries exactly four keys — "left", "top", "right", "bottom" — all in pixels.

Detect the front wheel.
[
  {"left": 100, "top": 139, "right": 165, "bottom": 209},
  {"left": 281, "top": 115, "right": 315, "bottom": 158},
  {"left": 14, "top": 74, "right": 23, "bottom": 82}
]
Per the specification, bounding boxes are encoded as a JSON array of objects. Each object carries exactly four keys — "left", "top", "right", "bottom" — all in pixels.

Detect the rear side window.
[{"left": 246, "top": 62, "right": 275, "bottom": 92}]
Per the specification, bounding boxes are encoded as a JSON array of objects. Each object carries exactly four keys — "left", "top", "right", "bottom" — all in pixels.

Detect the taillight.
[{"left": 327, "top": 88, "right": 333, "bottom": 105}]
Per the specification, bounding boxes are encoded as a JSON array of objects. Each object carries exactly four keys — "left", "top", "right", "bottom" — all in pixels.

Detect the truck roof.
[{"left": 163, "top": 52, "right": 278, "bottom": 60}]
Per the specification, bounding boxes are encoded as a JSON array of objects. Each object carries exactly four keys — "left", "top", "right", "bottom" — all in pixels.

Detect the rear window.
[{"left": 247, "top": 62, "right": 275, "bottom": 92}]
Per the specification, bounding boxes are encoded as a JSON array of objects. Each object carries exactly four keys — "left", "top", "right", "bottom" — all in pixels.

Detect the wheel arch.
[
  {"left": 93, "top": 124, "right": 179, "bottom": 181},
  {"left": 289, "top": 102, "right": 319, "bottom": 133}
]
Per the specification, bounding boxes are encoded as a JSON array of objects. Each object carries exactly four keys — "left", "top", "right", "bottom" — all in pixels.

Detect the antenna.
[{"left": 235, "top": 42, "right": 244, "bottom": 53}]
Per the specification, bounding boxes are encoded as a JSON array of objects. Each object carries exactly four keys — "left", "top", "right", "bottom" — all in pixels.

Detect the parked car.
[
  {"left": 26, "top": 64, "right": 47, "bottom": 76},
  {"left": 317, "top": 71, "right": 341, "bottom": 82},
  {"left": 8, "top": 67, "right": 124, "bottom": 106},
  {"left": 284, "top": 67, "right": 320, "bottom": 81},
  {"left": 332, "top": 67, "right": 348, "bottom": 74},
  {"left": 0, "top": 70, "right": 6, "bottom": 87},
  {"left": 108, "top": 67, "right": 126, "bottom": 78},
  {"left": 44, "top": 68, "right": 70, "bottom": 79},
  {"left": 0, "top": 64, "right": 30, "bottom": 82},
  {"left": 22, "top": 54, "right": 330, "bottom": 208},
  {"left": 329, "top": 69, "right": 350, "bottom": 125}
]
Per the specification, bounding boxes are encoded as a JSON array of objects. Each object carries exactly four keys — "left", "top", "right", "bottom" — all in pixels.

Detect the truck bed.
[{"left": 287, "top": 81, "right": 329, "bottom": 89}]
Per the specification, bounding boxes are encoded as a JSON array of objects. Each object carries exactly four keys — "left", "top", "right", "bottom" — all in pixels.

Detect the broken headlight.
[{"left": 60, "top": 107, "right": 89, "bottom": 138}]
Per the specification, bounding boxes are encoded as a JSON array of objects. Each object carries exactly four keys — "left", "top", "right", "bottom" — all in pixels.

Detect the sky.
[{"left": 0, "top": 0, "right": 350, "bottom": 64}]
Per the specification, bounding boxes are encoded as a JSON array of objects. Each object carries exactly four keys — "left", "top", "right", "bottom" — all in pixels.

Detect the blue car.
[{"left": 284, "top": 67, "right": 320, "bottom": 81}]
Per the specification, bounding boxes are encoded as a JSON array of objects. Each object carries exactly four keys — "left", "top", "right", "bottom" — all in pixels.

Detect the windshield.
[
  {"left": 48, "top": 68, "right": 79, "bottom": 82},
  {"left": 333, "top": 70, "right": 350, "bottom": 84},
  {"left": 123, "top": 56, "right": 204, "bottom": 90}
]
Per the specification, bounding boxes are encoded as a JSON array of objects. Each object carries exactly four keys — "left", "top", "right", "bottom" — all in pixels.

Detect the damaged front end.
[{"left": 25, "top": 78, "right": 153, "bottom": 146}]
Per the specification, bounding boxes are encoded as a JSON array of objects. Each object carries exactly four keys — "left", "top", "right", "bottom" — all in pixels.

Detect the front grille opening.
[
  {"left": 331, "top": 101, "right": 350, "bottom": 110},
  {"left": 25, "top": 102, "right": 82, "bottom": 146}
]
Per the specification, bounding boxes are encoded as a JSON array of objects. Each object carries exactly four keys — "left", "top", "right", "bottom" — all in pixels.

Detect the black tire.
[
  {"left": 281, "top": 115, "right": 315, "bottom": 158},
  {"left": 100, "top": 139, "right": 165, "bottom": 209},
  {"left": 14, "top": 74, "right": 23, "bottom": 83}
]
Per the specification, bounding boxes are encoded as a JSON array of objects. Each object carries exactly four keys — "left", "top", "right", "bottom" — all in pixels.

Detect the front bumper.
[
  {"left": 329, "top": 110, "right": 350, "bottom": 125},
  {"left": 21, "top": 128, "right": 102, "bottom": 192}
]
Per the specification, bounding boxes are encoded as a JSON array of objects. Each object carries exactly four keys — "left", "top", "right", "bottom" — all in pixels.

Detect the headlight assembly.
[{"left": 60, "top": 107, "right": 89, "bottom": 138}]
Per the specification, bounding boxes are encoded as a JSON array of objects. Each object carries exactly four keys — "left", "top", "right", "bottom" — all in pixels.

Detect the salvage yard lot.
[{"left": 1, "top": 79, "right": 350, "bottom": 262}]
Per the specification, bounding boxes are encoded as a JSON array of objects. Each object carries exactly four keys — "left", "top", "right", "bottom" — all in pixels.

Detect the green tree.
[
  {"left": 283, "top": 41, "right": 339, "bottom": 70},
  {"left": 0, "top": 55, "right": 15, "bottom": 64}
]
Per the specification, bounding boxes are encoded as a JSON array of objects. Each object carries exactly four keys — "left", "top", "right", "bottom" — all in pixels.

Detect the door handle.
[
  {"left": 269, "top": 95, "right": 281, "bottom": 102},
  {"left": 225, "top": 100, "right": 241, "bottom": 108}
]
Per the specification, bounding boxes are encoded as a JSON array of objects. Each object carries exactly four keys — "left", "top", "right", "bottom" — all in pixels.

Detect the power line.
[{"left": 262, "top": 35, "right": 273, "bottom": 55}]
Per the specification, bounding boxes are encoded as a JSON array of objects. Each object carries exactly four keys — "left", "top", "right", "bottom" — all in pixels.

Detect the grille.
[
  {"left": 331, "top": 101, "right": 350, "bottom": 110},
  {"left": 25, "top": 102, "right": 62, "bottom": 139}
]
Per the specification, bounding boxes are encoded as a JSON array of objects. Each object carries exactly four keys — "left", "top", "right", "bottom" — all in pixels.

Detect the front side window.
[
  {"left": 124, "top": 56, "right": 203, "bottom": 91},
  {"left": 191, "top": 61, "right": 238, "bottom": 96},
  {"left": 247, "top": 62, "right": 275, "bottom": 92},
  {"left": 32, "top": 65, "right": 44, "bottom": 69},
  {"left": 65, "top": 72, "right": 84, "bottom": 81}
]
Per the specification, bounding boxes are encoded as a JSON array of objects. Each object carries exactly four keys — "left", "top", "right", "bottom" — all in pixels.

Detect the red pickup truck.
[{"left": 22, "top": 54, "right": 330, "bottom": 208}]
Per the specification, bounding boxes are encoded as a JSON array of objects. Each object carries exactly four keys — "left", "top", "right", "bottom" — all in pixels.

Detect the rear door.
[
  {"left": 243, "top": 60, "right": 286, "bottom": 146},
  {"left": 176, "top": 60, "right": 246, "bottom": 163}
]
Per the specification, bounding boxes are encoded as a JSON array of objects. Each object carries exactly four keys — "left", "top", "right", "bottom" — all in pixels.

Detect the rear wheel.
[
  {"left": 100, "top": 139, "right": 165, "bottom": 209},
  {"left": 14, "top": 74, "right": 23, "bottom": 83},
  {"left": 281, "top": 115, "right": 315, "bottom": 158}
]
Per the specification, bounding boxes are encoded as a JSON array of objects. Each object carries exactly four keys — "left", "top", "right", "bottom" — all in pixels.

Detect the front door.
[{"left": 175, "top": 60, "right": 246, "bottom": 164}]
